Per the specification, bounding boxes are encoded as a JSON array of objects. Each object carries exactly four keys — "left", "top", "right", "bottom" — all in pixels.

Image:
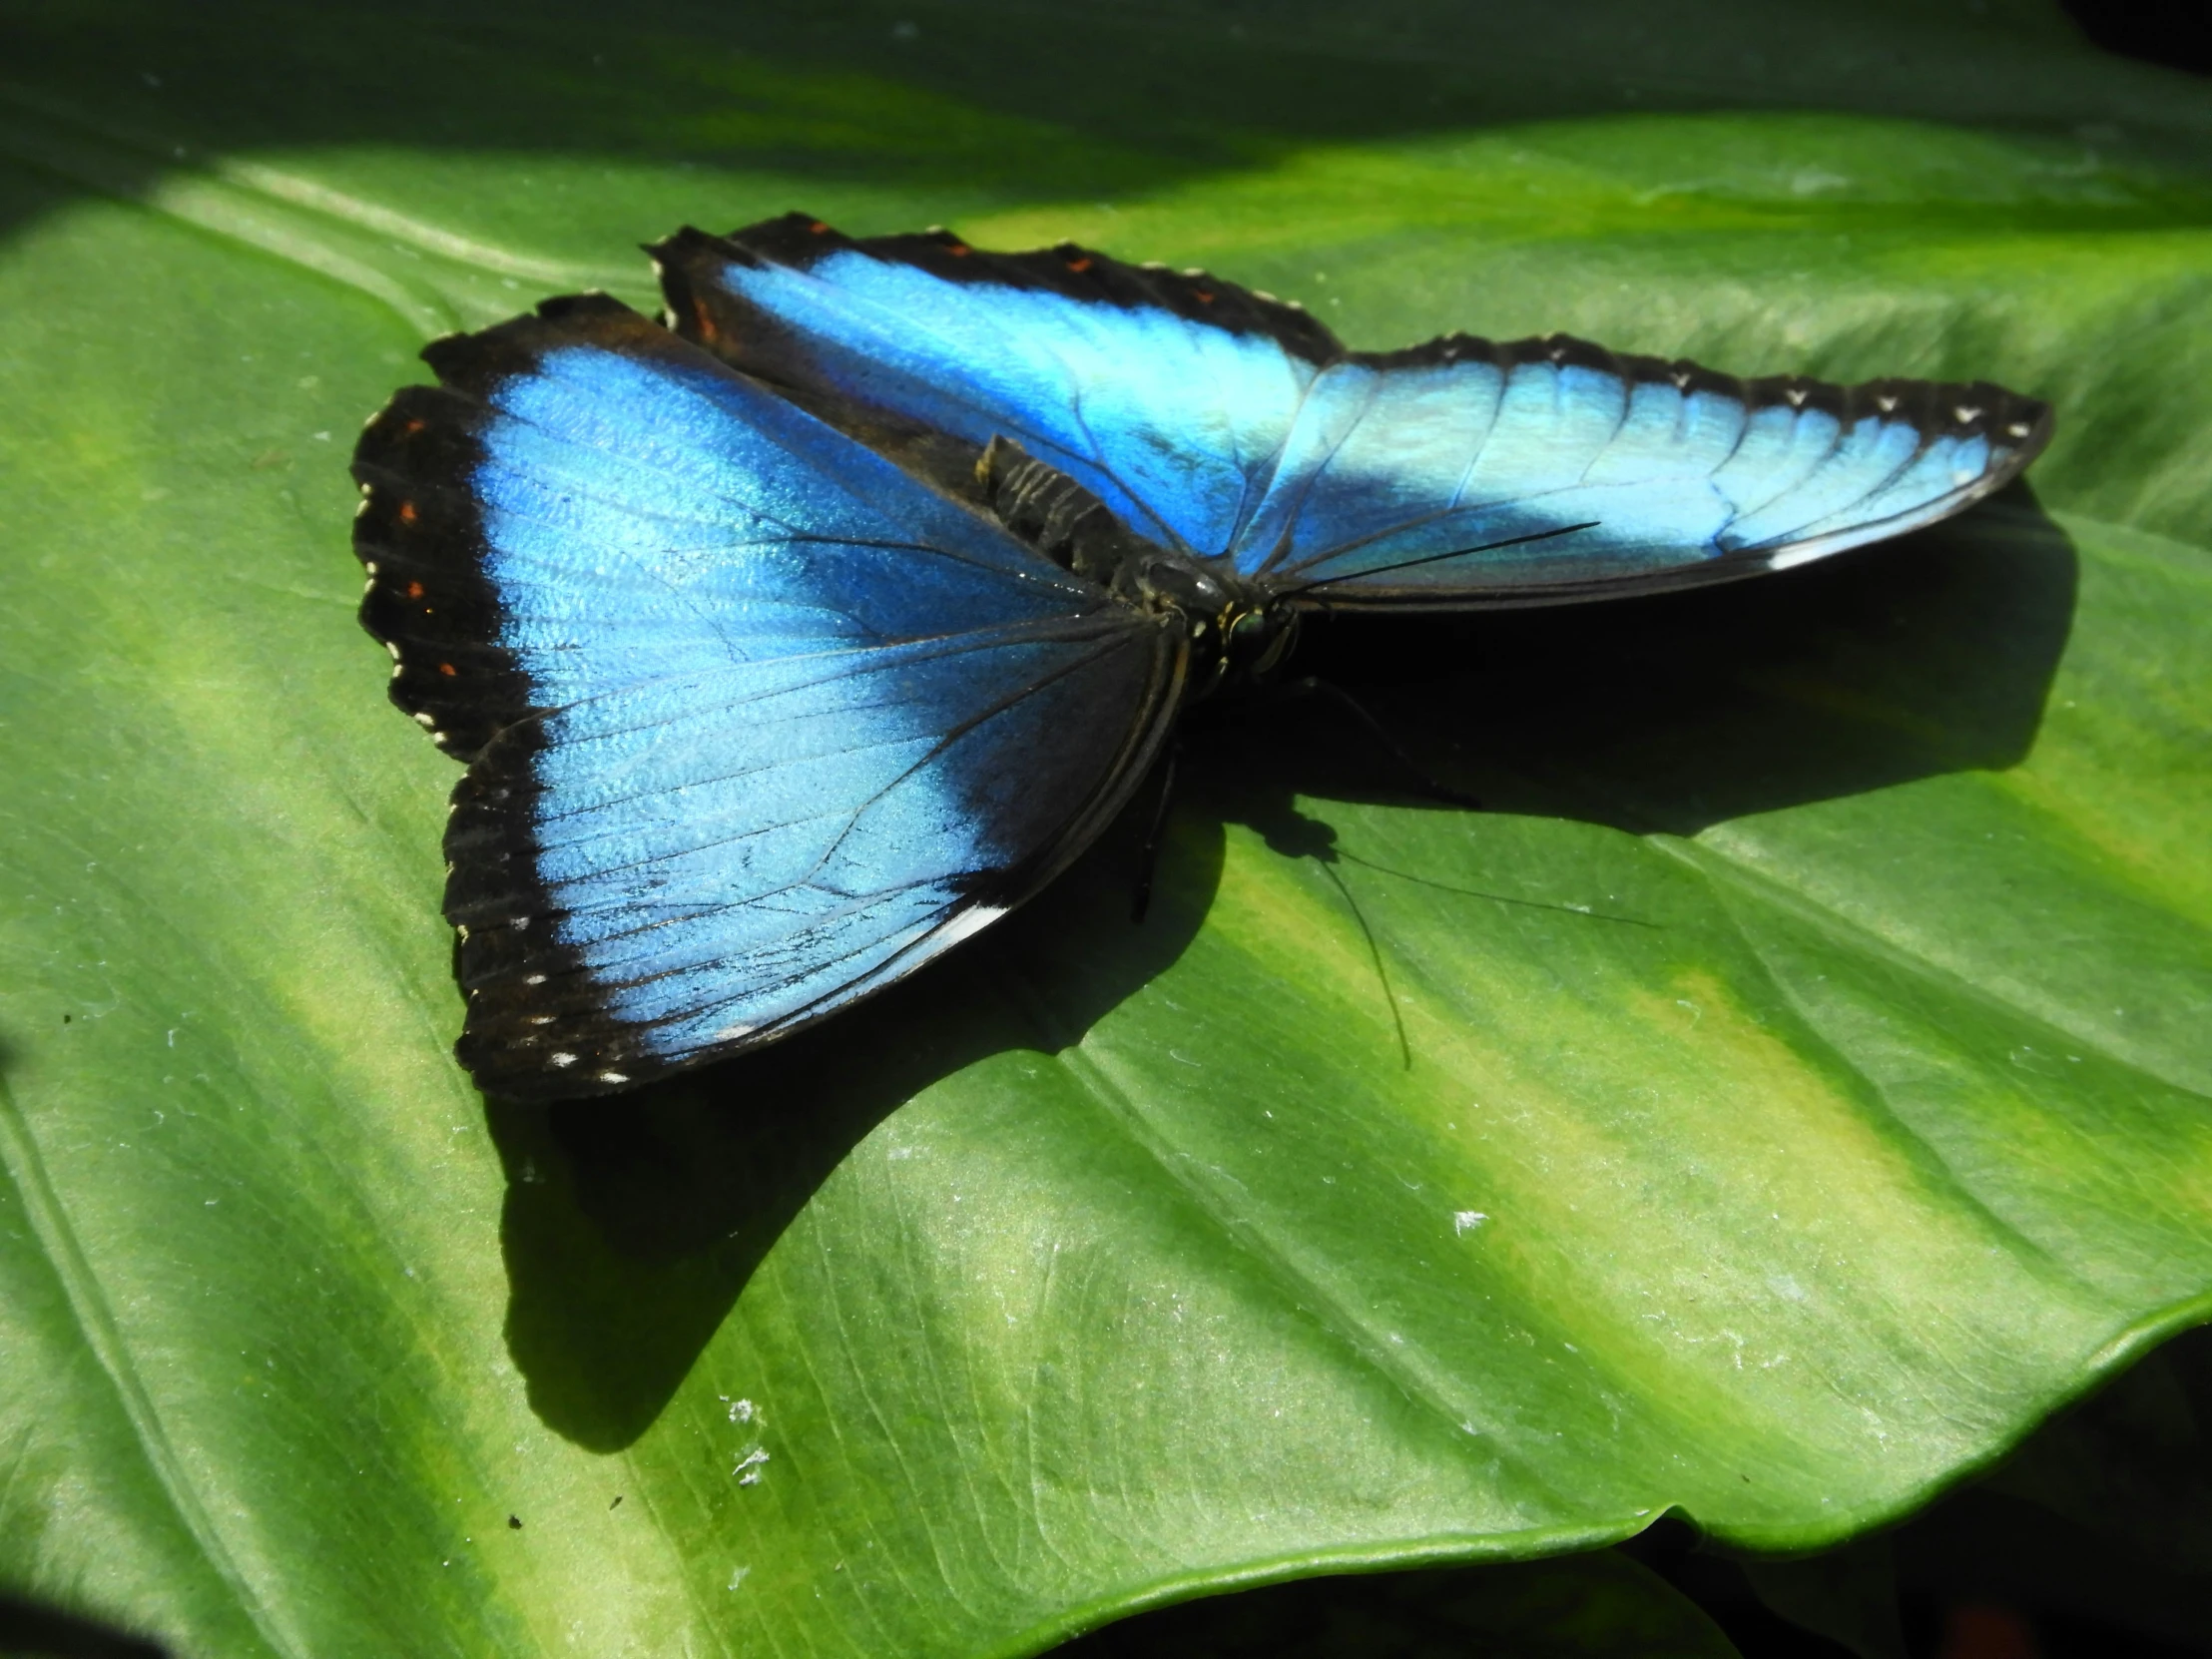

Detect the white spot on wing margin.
[
  {"left": 932, "top": 903, "right": 1009, "bottom": 951},
  {"left": 1766, "top": 544, "right": 1835, "bottom": 572}
]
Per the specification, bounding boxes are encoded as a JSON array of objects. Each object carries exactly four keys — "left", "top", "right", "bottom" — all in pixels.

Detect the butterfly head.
[{"left": 1131, "top": 553, "right": 1298, "bottom": 698}]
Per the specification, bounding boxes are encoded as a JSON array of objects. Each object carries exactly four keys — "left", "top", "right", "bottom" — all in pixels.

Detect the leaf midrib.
[{"left": 1668, "top": 830, "right": 2212, "bottom": 1102}]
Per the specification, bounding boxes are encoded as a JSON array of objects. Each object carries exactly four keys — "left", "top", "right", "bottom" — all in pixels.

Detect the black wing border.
[{"left": 653, "top": 210, "right": 1346, "bottom": 370}]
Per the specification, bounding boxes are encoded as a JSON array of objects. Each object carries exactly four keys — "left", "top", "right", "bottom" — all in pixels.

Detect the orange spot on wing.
[
  {"left": 1194, "top": 289, "right": 1215, "bottom": 303},
  {"left": 692, "top": 297, "right": 719, "bottom": 341},
  {"left": 1067, "top": 255, "right": 1092, "bottom": 273},
  {"left": 405, "top": 580, "right": 425, "bottom": 599},
  {"left": 438, "top": 662, "right": 457, "bottom": 677},
  {"left": 397, "top": 500, "right": 417, "bottom": 524},
  {"left": 946, "top": 243, "right": 971, "bottom": 257},
  {"left": 808, "top": 220, "right": 830, "bottom": 234}
]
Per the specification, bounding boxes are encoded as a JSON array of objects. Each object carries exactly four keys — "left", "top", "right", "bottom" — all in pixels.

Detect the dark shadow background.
[
  {"left": 2069, "top": 0, "right": 2212, "bottom": 75},
  {"left": 3, "top": 1, "right": 2201, "bottom": 1654}
]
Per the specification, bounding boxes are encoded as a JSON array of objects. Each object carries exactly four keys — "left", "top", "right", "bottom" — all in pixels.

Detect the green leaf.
[{"left": 2, "top": 3, "right": 2208, "bottom": 1655}]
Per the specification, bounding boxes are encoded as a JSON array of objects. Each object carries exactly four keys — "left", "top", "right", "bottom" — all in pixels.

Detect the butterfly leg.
[
  {"left": 1129, "top": 739, "right": 1182, "bottom": 923},
  {"left": 1280, "top": 677, "right": 1483, "bottom": 811}
]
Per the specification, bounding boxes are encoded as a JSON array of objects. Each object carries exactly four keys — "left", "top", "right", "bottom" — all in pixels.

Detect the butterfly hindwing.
[
  {"left": 354, "top": 294, "right": 1182, "bottom": 1099},
  {"left": 664, "top": 215, "right": 2051, "bottom": 607}
]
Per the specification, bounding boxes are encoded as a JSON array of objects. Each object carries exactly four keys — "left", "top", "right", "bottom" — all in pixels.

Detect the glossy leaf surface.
[{"left": 1, "top": 3, "right": 2208, "bottom": 1655}]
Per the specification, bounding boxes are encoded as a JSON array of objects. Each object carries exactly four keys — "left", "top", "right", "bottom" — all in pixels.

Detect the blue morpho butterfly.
[{"left": 351, "top": 213, "right": 2052, "bottom": 1102}]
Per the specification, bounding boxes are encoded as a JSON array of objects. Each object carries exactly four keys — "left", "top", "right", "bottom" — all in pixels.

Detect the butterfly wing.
[
  {"left": 1217, "top": 338, "right": 2053, "bottom": 605},
  {"left": 660, "top": 216, "right": 2050, "bottom": 608},
  {"left": 353, "top": 295, "right": 1181, "bottom": 1100},
  {"left": 653, "top": 215, "right": 1343, "bottom": 560}
]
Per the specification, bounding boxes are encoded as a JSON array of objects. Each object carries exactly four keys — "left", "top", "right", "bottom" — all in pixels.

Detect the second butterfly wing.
[
  {"left": 354, "top": 295, "right": 1181, "bottom": 1100},
  {"left": 1214, "top": 341, "right": 2051, "bottom": 603}
]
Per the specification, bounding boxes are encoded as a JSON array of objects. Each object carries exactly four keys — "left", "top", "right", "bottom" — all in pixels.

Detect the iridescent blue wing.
[
  {"left": 654, "top": 216, "right": 1341, "bottom": 560},
  {"left": 1215, "top": 337, "right": 2052, "bottom": 605},
  {"left": 657, "top": 216, "right": 2050, "bottom": 606},
  {"left": 353, "top": 295, "right": 1180, "bottom": 1100}
]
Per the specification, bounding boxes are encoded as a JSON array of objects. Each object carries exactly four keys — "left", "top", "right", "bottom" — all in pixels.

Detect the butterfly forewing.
[{"left": 654, "top": 216, "right": 1344, "bottom": 561}]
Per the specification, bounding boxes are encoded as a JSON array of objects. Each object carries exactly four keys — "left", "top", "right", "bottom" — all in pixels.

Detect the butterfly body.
[
  {"left": 973, "top": 434, "right": 1302, "bottom": 699},
  {"left": 352, "top": 216, "right": 2051, "bottom": 1101}
]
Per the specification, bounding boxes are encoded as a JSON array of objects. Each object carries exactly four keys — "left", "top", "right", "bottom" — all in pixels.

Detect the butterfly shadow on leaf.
[
  {"left": 484, "top": 795, "right": 1227, "bottom": 1453},
  {"left": 486, "top": 482, "right": 2071, "bottom": 1454},
  {"left": 1220, "top": 483, "right": 2076, "bottom": 840}
]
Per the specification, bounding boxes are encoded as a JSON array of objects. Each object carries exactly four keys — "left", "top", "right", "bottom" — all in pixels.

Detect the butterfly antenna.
[
  {"left": 1281, "top": 521, "right": 1602, "bottom": 596},
  {"left": 1321, "top": 860, "right": 1411, "bottom": 1071},
  {"left": 1129, "top": 741, "right": 1182, "bottom": 923},
  {"left": 1334, "top": 851, "right": 1660, "bottom": 927},
  {"left": 1283, "top": 677, "right": 1481, "bottom": 811}
]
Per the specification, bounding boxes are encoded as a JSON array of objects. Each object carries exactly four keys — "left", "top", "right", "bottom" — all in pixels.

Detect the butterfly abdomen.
[{"left": 973, "top": 434, "right": 1142, "bottom": 587}]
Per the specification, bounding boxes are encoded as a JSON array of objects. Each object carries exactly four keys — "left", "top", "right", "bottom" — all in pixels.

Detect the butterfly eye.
[
  {"left": 1223, "top": 607, "right": 1297, "bottom": 682},
  {"left": 1249, "top": 615, "right": 1299, "bottom": 679}
]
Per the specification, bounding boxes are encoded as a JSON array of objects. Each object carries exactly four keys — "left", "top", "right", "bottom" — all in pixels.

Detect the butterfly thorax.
[{"left": 975, "top": 435, "right": 1297, "bottom": 700}]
